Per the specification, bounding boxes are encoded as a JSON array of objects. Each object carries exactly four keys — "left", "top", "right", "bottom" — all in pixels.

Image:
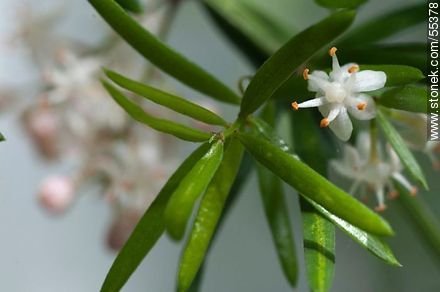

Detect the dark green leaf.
[
  {"left": 115, "top": 0, "right": 142, "bottom": 13},
  {"left": 201, "top": 0, "right": 290, "bottom": 67},
  {"left": 257, "top": 164, "right": 298, "bottom": 287},
  {"left": 376, "top": 109, "right": 428, "bottom": 189},
  {"left": 178, "top": 138, "right": 244, "bottom": 292},
  {"left": 291, "top": 108, "right": 336, "bottom": 292},
  {"left": 301, "top": 199, "right": 335, "bottom": 292},
  {"left": 360, "top": 65, "right": 425, "bottom": 87},
  {"left": 339, "top": 3, "right": 425, "bottom": 45},
  {"left": 0, "top": 132, "right": 4, "bottom": 142},
  {"left": 102, "top": 81, "right": 212, "bottom": 142},
  {"left": 339, "top": 44, "right": 427, "bottom": 72},
  {"left": 239, "top": 10, "right": 355, "bottom": 117},
  {"left": 104, "top": 69, "right": 228, "bottom": 126},
  {"left": 100, "top": 143, "right": 210, "bottom": 292},
  {"left": 315, "top": 0, "right": 366, "bottom": 9},
  {"left": 164, "top": 140, "right": 224, "bottom": 240},
  {"left": 236, "top": 131, "right": 394, "bottom": 236},
  {"left": 395, "top": 180, "right": 440, "bottom": 261},
  {"left": 305, "top": 198, "right": 401, "bottom": 266},
  {"left": 89, "top": 0, "right": 240, "bottom": 104},
  {"left": 379, "top": 85, "right": 427, "bottom": 113}
]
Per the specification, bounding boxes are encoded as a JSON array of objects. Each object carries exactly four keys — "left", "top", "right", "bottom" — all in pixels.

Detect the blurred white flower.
[
  {"left": 292, "top": 47, "right": 386, "bottom": 141},
  {"left": 331, "top": 132, "right": 416, "bottom": 212}
]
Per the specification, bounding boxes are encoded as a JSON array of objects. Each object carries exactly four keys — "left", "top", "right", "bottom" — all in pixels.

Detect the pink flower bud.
[
  {"left": 25, "top": 106, "right": 59, "bottom": 158},
  {"left": 107, "top": 208, "right": 143, "bottom": 251},
  {"left": 38, "top": 176, "right": 75, "bottom": 214}
]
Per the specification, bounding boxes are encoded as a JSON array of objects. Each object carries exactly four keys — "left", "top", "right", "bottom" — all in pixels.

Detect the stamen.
[
  {"left": 320, "top": 118, "right": 329, "bottom": 128},
  {"left": 374, "top": 204, "right": 387, "bottom": 212},
  {"left": 329, "top": 47, "right": 337, "bottom": 57},
  {"left": 357, "top": 102, "right": 367, "bottom": 110},
  {"left": 387, "top": 190, "right": 399, "bottom": 199},
  {"left": 348, "top": 65, "right": 359, "bottom": 73},
  {"left": 392, "top": 172, "right": 414, "bottom": 195},
  {"left": 303, "top": 68, "right": 309, "bottom": 80},
  {"left": 291, "top": 102, "right": 299, "bottom": 111},
  {"left": 410, "top": 186, "right": 418, "bottom": 197}
]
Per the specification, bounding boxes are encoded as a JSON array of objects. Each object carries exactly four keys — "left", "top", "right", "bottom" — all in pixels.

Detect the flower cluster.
[
  {"left": 331, "top": 132, "right": 417, "bottom": 212},
  {"left": 0, "top": 0, "right": 211, "bottom": 250}
]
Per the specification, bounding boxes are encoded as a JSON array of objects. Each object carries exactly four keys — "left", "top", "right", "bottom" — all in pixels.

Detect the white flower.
[
  {"left": 291, "top": 47, "right": 386, "bottom": 141},
  {"left": 331, "top": 132, "right": 417, "bottom": 212}
]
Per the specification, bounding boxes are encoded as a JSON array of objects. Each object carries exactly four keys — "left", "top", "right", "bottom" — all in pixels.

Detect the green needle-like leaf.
[
  {"left": 201, "top": 0, "right": 290, "bottom": 67},
  {"left": 395, "top": 180, "right": 440, "bottom": 261},
  {"left": 236, "top": 131, "right": 394, "bottom": 236},
  {"left": 378, "top": 85, "right": 427, "bottom": 113},
  {"left": 339, "top": 3, "right": 425, "bottom": 45},
  {"left": 301, "top": 199, "right": 335, "bottom": 292},
  {"left": 89, "top": 0, "right": 240, "bottom": 104},
  {"left": 0, "top": 132, "right": 5, "bottom": 142},
  {"left": 305, "top": 198, "right": 401, "bottom": 266},
  {"left": 376, "top": 109, "right": 428, "bottom": 189},
  {"left": 291, "top": 108, "right": 336, "bottom": 292},
  {"left": 115, "top": 0, "right": 142, "bottom": 13},
  {"left": 254, "top": 102, "right": 298, "bottom": 287},
  {"left": 178, "top": 138, "right": 244, "bottom": 292},
  {"left": 315, "top": 0, "right": 366, "bottom": 9},
  {"left": 239, "top": 10, "right": 355, "bottom": 117},
  {"left": 105, "top": 69, "right": 228, "bottom": 126},
  {"left": 257, "top": 164, "right": 299, "bottom": 287},
  {"left": 100, "top": 143, "right": 210, "bottom": 292},
  {"left": 164, "top": 140, "right": 224, "bottom": 240},
  {"left": 359, "top": 65, "right": 425, "bottom": 87},
  {"left": 102, "top": 81, "right": 212, "bottom": 142}
]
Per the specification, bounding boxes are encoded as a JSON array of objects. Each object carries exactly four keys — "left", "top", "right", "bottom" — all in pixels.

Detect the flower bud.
[{"left": 38, "top": 175, "right": 75, "bottom": 214}]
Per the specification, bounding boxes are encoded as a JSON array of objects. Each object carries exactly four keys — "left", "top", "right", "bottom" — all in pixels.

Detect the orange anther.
[
  {"left": 374, "top": 204, "right": 387, "bottom": 212},
  {"left": 291, "top": 101, "right": 299, "bottom": 111},
  {"left": 357, "top": 102, "right": 367, "bottom": 110},
  {"left": 388, "top": 190, "right": 399, "bottom": 199},
  {"left": 320, "top": 118, "right": 330, "bottom": 128},
  {"left": 348, "top": 65, "right": 359, "bottom": 73},
  {"left": 410, "top": 187, "right": 418, "bottom": 197},
  {"left": 329, "top": 47, "right": 337, "bottom": 57},
  {"left": 303, "top": 68, "right": 309, "bottom": 80}
]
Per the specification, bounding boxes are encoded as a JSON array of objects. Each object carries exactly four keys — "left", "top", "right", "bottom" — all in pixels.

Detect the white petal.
[
  {"left": 352, "top": 70, "right": 386, "bottom": 92},
  {"left": 346, "top": 94, "right": 377, "bottom": 120},
  {"left": 343, "top": 144, "right": 361, "bottom": 169},
  {"left": 330, "top": 62, "right": 356, "bottom": 83},
  {"left": 330, "top": 160, "right": 359, "bottom": 179},
  {"left": 308, "top": 71, "right": 329, "bottom": 93},
  {"left": 355, "top": 131, "right": 371, "bottom": 158},
  {"left": 320, "top": 105, "right": 353, "bottom": 141},
  {"left": 297, "top": 97, "right": 326, "bottom": 108}
]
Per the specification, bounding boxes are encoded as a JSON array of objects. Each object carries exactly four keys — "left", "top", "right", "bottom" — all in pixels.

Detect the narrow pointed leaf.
[
  {"left": 256, "top": 164, "right": 298, "bottom": 287},
  {"left": 0, "top": 132, "right": 4, "bottom": 142},
  {"left": 395, "top": 180, "right": 440, "bottom": 261},
  {"left": 100, "top": 143, "right": 210, "bottom": 292},
  {"left": 164, "top": 140, "right": 224, "bottom": 240},
  {"left": 376, "top": 109, "right": 428, "bottom": 189},
  {"left": 236, "top": 131, "right": 394, "bottom": 236},
  {"left": 305, "top": 198, "right": 401, "bottom": 266},
  {"left": 359, "top": 65, "right": 425, "bottom": 87},
  {"left": 301, "top": 199, "right": 335, "bottom": 292},
  {"left": 102, "top": 81, "right": 212, "bottom": 142},
  {"left": 339, "top": 3, "right": 425, "bottom": 45},
  {"left": 115, "top": 0, "right": 142, "bottom": 13},
  {"left": 201, "top": 0, "right": 290, "bottom": 67},
  {"left": 254, "top": 102, "right": 298, "bottom": 287},
  {"left": 315, "top": 0, "right": 366, "bottom": 9},
  {"left": 239, "top": 10, "right": 355, "bottom": 117},
  {"left": 89, "top": 0, "right": 240, "bottom": 104},
  {"left": 378, "top": 86, "right": 427, "bottom": 113},
  {"left": 178, "top": 138, "right": 244, "bottom": 292},
  {"left": 291, "top": 108, "right": 336, "bottom": 292},
  {"left": 105, "top": 69, "right": 228, "bottom": 126}
]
